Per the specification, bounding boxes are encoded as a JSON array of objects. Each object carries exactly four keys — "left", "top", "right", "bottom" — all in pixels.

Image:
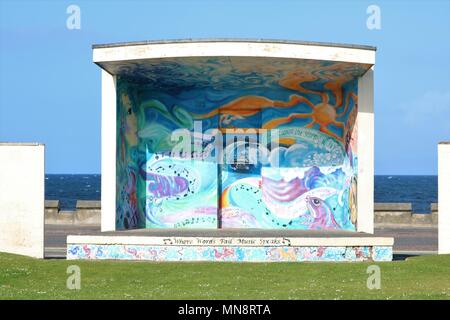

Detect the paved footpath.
[
  {"left": 44, "top": 224, "right": 438, "bottom": 259},
  {"left": 375, "top": 225, "right": 437, "bottom": 253},
  {"left": 45, "top": 225, "right": 100, "bottom": 258}
]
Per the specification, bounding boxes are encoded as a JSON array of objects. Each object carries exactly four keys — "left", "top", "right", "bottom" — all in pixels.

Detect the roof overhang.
[{"left": 93, "top": 39, "right": 375, "bottom": 87}]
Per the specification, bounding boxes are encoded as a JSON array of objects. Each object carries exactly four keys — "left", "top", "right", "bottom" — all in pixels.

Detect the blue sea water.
[
  {"left": 374, "top": 175, "right": 437, "bottom": 213},
  {"left": 45, "top": 174, "right": 438, "bottom": 213},
  {"left": 45, "top": 174, "right": 101, "bottom": 210}
]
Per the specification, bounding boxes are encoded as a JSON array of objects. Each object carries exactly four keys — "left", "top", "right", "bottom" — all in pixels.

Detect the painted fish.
[
  {"left": 262, "top": 186, "right": 337, "bottom": 220},
  {"left": 306, "top": 196, "right": 341, "bottom": 230}
]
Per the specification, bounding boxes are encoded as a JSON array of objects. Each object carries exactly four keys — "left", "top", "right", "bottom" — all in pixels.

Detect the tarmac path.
[{"left": 44, "top": 224, "right": 438, "bottom": 259}]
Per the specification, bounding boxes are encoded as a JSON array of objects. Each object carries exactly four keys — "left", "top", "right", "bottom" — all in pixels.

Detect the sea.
[{"left": 45, "top": 174, "right": 438, "bottom": 213}]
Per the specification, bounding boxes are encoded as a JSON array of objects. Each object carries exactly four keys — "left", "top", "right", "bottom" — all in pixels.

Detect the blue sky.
[{"left": 0, "top": 0, "right": 449, "bottom": 174}]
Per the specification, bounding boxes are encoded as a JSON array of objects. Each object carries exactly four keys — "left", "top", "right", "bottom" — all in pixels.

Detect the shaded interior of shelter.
[{"left": 107, "top": 56, "right": 372, "bottom": 231}]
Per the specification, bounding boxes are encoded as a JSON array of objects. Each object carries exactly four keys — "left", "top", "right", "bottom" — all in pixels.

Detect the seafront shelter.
[{"left": 67, "top": 39, "right": 393, "bottom": 262}]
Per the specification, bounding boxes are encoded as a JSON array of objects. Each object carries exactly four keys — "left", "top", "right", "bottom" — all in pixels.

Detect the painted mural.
[
  {"left": 116, "top": 57, "right": 363, "bottom": 230},
  {"left": 116, "top": 83, "right": 142, "bottom": 229},
  {"left": 67, "top": 244, "right": 393, "bottom": 262}
]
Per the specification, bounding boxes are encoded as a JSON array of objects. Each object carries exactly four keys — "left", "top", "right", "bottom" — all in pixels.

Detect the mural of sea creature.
[
  {"left": 221, "top": 168, "right": 343, "bottom": 230},
  {"left": 306, "top": 196, "right": 341, "bottom": 230},
  {"left": 262, "top": 184, "right": 337, "bottom": 221}
]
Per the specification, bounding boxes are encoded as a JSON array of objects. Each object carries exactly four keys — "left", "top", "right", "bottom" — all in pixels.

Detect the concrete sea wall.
[
  {"left": 45, "top": 200, "right": 438, "bottom": 226},
  {"left": 45, "top": 200, "right": 101, "bottom": 225},
  {"left": 374, "top": 203, "right": 438, "bottom": 225}
]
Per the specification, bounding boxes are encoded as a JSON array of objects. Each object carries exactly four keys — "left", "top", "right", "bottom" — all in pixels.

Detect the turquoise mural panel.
[{"left": 143, "top": 153, "right": 218, "bottom": 228}]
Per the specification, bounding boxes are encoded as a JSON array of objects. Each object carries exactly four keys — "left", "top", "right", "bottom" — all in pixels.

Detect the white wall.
[
  {"left": 438, "top": 142, "right": 450, "bottom": 254},
  {"left": 357, "top": 68, "right": 374, "bottom": 234},
  {"left": 101, "top": 70, "right": 117, "bottom": 232},
  {"left": 0, "top": 143, "right": 45, "bottom": 258},
  {"left": 93, "top": 41, "right": 375, "bottom": 65}
]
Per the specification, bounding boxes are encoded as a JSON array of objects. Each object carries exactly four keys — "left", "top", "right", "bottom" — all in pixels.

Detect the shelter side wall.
[
  {"left": 356, "top": 68, "right": 374, "bottom": 233},
  {"left": 438, "top": 143, "right": 450, "bottom": 254},
  {"left": 101, "top": 71, "right": 118, "bottom": 231}
]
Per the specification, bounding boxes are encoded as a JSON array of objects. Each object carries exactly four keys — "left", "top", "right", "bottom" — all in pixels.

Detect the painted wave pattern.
[
  {"left": 143, "top": 153, "right": 218, "bottom": 228},
  {"left": 67, "top": 244, "right": 392, "bottom": 262},
  {"left": 116, "top": 58, "right": 360, "bottom": 230},
  {"left": 220, "top": 128, "right": 357, "bottom": 230}
]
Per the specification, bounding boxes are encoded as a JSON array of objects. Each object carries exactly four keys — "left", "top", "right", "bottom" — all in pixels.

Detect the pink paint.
[
  {"left": 221, "top": 207, "right": 260, "bottom": 228},
  {"left": 213, "top": 248, "right": 235, "bottom": 259},
  {"left": 262, "top": 176, "right": 308, "bottom": 202},
  {"left": 306, "top": 196, "right": 341, "bottom": 230},
  {"left": 158, "top": 207, "right": 217, "bottom": 224}
]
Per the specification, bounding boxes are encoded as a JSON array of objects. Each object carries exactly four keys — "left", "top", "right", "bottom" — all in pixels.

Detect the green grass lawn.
[{"left": 0, "top": 252, "right": 449, "bottom": 299}]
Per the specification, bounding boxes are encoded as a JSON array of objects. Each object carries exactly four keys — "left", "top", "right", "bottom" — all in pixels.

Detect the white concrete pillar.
[
  {"left": 438, "top": 142, "right": 450, "bottom": 254},
  {"left": 357, "top": 67, "right": 374, "bottom": 234},
  {"left": 101, "top": 70, "right": 117, "bottom": 232},
  {"left": 0, "top": 143, "right": 45, "bottom": 258}
]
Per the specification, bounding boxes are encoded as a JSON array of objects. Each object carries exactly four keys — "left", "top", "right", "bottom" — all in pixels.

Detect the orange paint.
[
  {"left": 192, "top": 62, "right": 359, "bottom": 143},
  {"left": 278, "top": 137, "right": 296, "bottom": 145},
  {"left": 192, "top": 94, "right": 303, "bottom": 119},
  {"left": 312, "top": 103, "right": 337, "bottom": 126}
]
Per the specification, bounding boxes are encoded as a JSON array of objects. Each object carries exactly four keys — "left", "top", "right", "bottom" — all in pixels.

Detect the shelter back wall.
[{"left": 115, "top": 57, "right": 361, "bottom": 231}]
